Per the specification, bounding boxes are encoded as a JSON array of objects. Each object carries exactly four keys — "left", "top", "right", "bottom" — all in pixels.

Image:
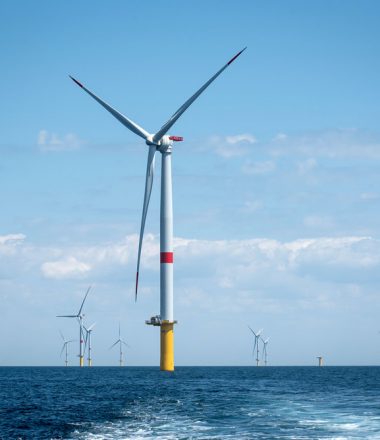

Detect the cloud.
[
  {"left": 0, "top": 233, "right": 26, "bottom": 246},
  {"left": 208, "top": 133, "right": 256, "bottom": 158},
  {"left": 297, "top": 158, "right": 317, "bottom": 175},
  {"left": 41, "top": 256, "right": 91, "bottom": 279},
  {"left": 37, "top": 130, "right": 85, "bottom": 152},
  {"left": 225, "top": 134, "right": 256, "bottom": 145},
  {"left": 242, "top": 160, "right": 276, "bottom": 175},
  {"left": 0, "top": 234, "right": 26, "bottom": 256},
  {"left": 268, "top": 129, "right": 380, "bottom": 159},
  {"left": 2, "top": 231, "right": 379, "bottom": 311}
]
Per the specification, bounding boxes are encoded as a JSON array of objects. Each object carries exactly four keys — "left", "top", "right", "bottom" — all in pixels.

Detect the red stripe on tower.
[{"left": 160, "top": 252, "right": 174, "bottom": 263}]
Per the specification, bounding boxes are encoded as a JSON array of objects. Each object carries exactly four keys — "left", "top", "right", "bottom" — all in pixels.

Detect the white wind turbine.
[
  {"left": 70, "top": 48, "right": 246, "bottom": 371},
  {"left": 83, "top": 323, "right": 96, "bottom": 367},
  {"left": 57, "top": 286, "right": 92, "bottom": 367},
  {"left": 248, "top": 326, "right": 263, "bottom": 367},
  {"left": 109, "top": 324, "right": 129, "bottom": 367},
  {"left": 59, "top": 331, "right": 75, "bottom": 367},
  {"left": 261, "top": 336, "right": 270, "bottom": 367}
]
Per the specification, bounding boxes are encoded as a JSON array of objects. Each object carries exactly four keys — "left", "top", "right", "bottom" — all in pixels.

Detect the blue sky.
[{"left": 1, "top": 0, "right": 380, "bottom": 366}]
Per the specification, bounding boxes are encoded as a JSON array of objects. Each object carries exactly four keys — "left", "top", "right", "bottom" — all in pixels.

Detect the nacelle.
[{"left": 160, "top": 135, "right": 172, "bottom": 147}]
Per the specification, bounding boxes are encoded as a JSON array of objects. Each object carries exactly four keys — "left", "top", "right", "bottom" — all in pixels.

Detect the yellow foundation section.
[
  {"left": 88, "top": 359, "right": 92, "bottom": 367},
  {"left": 80, "top": 356, "right": 84, "bottom": 367},
  {"left": 160, "top": 321, "right": 174, "bottom": 371}
]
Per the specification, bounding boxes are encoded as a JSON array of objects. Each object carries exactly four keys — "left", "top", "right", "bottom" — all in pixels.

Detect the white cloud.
[
  {"left": 30, "top": 234, "right": 378, "bottom": 284},
  {"left": 268, "top": 129, "right": 380, "bottom": 159},
  {"left": 41, "top": 256, "right": 91, "bottom": 279},
  {"left": 2, "top": 232, "right": 379, "bottom": 310},
  {"left": 273, "top": 133, "right": 288, "bottom": 141},
  {"left": 225, "top": 134, "right": 256, "bottom": 145},
  {"left": 297, "top": 158, "right": 317, "bottom": 174},
  {"left": 208, "top": 133, "right": 256, "bottom": 158},
  {"left": 0, "top": 233, "right": 26, "bottom": 256},
  {"left": 242, "top": 160, "right": 276, "bottom": 175},
  {"left": 0, "top": 233, "right": 26, "bottom": 246},
  {"left": 37, "top": 130, "right": 85, "bottom": 152}
]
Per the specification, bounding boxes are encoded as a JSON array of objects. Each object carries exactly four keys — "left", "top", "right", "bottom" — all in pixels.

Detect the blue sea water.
[{"left": 0, "top": 367, "right": 379, "bottom": 439}]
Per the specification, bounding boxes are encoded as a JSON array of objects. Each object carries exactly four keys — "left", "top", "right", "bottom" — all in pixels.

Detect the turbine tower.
[
  {"left": 59, "top": 331, "right": 74, "bottom": 367},
  {"left": 57, "top": 286, "right": 92, "bottom": 367},
  {"left": 70, "top": 48, "right": 246, "bottom": 371},
  {"left": 110, "top": 324, "right": 129, "bottom": 367},
  {"left": 248, "top": 326, "right": 263, "bottom": 367},
  {"left": 261, "top": 336, "right": 270, "bottom": 366},
  {"left": 83, "top": 323, "right": 96, "bottom": 367}
]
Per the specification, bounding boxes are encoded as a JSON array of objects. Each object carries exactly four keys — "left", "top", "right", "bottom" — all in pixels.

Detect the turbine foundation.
[
  {"left": 146, "top": 316, "right": 177, "bottom": 371},
  {"left": 160, "top": 321, "right": 175, "bottom": 371}
]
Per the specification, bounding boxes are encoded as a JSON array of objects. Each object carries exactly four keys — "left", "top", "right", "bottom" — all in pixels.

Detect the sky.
[{"left": 1, "top": 0, "right": 380, "bottom": 366}]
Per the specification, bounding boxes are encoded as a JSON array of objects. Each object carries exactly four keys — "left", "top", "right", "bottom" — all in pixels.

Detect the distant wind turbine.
[
  {"left": 248, "top": 326, "right": 263, "bottom": 367},
  {"left": 57, "top": 286, "right": 92, "bottom": 367},
  {"left": 109, "top": 324, "right": 129, "bottom": 367},
  {"left": 69, "top": 48, "right": 246, "bottom": 371},
  {"left": 59, "top": 331, "right": 75, "bottom": 367},
  {"left": 83, "top": 323, "right": 96, "bottom": 367},
  {"left": 261, "top": 336, "right": 270, "bottom": 366}
]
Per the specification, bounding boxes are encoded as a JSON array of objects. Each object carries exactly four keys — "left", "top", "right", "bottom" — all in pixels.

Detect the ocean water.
[{"left": 0, "top": 367, "right": 379, "bottom": 439}]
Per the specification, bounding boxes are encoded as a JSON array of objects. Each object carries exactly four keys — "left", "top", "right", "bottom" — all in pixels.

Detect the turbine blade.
[
  {"left": 78, "top": 286, "right": 92, "bottom": 316},
  {"left": 69, "top": 76, "right": 150, "bottom": 140},
  {"left": 153, "top": 47, "right": 246, "bottom": 143},
  {"left": 122, "top": 341, "right": 129, "bottom": 347},
  {"left": 87, "top": 323, "right": 96, "bottom": 332},
  {"left": 60, "top": 343, "right": 66, "bottom": 357},
  {"left": 59, "top": 330, "right": 65, "bottom": 341},
  {"left": 135, "top": 145, "right": 156, "bottom": 300},
  {"left": 109, "top": 340, "right": 119, "bottom": 350},
  {"left": 56, "top": 315, "right": 77, "bottom": 318},
  {"left": 83, "top": 332, "right": 89, "bottom": 351},
  {"left": 248, "top": 325, "right": 257, "bottom": 337}
]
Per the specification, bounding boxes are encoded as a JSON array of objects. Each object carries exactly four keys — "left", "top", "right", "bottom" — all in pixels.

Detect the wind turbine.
[
  {"left": 109, "top": 323, "right": 129, "bottom": 367},
  {"left": 70, "top": 48, "right": 246, "bottom": 371},
  {"left": 57, "top": 286, "right": 92, "bottom": 367},
  {"left": 59, "top": 331, "right": 75, "bottom": 367},
  {"left": 261, "top": 336, "right": 270, "bottom": 366},
  {"left": 248, "top": 326, "right": 263, "bottom": 367},
  {"left": 83, "top": 323, "right": 96, "bottom": 367}
]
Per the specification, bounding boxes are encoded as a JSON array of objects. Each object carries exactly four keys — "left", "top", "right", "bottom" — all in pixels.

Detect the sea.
[{"left": 0, "top": 366, "right": 379, "bottom": 439}]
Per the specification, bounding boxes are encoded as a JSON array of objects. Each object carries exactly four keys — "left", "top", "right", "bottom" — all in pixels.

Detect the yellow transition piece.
[
  {"left": 160, "top": 321, "right": 174, "bottom": 371},
  {"left": 80, "top": 356, "right": 84, "bottom": 367}
]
